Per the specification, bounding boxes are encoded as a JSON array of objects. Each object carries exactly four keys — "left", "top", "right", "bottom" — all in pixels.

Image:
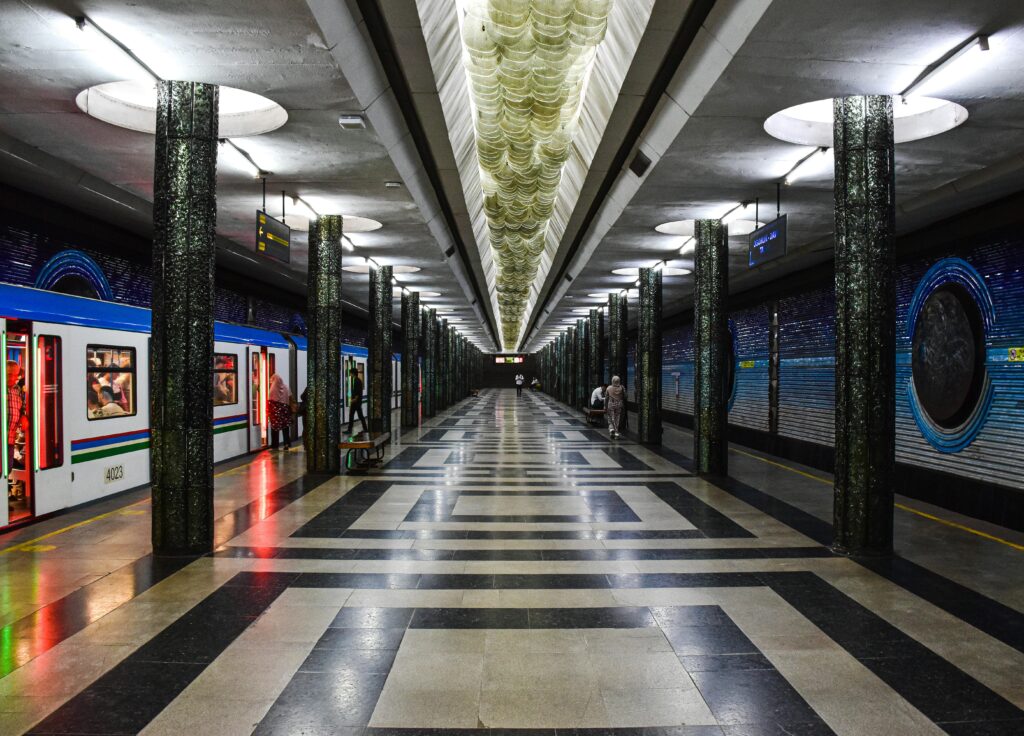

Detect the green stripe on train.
[
  {"left": 214, "top": 422, "right": 247, "bottom": 435},
  {"left": 71, "top": 440, "right": 151, "bottom": 465}
]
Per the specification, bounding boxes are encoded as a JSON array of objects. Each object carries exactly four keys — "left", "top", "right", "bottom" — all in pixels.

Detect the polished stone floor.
[{"left": 1, "top": 389, "right": 1023, "bottom": 735}]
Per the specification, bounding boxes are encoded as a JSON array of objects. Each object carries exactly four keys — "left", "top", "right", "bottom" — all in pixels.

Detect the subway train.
[{"left": 1, "top": 282, "right": 401, "bottom": 530}]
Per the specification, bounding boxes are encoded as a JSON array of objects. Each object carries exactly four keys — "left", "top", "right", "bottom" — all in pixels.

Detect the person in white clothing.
[
  {"left": 514, "top": 373, "right": 525, "bottom": 397},
  {"left": 590, "top": 384, "right": 607, "bottom": 409}
]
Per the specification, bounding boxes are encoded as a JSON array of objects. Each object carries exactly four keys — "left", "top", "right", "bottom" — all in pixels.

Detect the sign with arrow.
[{"left": 256, "top": 210, "right": 291, "bottom": 263}]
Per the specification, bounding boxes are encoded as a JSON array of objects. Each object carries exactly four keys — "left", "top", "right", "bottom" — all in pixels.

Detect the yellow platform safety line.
[
  {"left": 0, "top": 456, "right": 263, "bottom": 555},
  {"left": 730, "top": 447, "right": 1024, "bottom": 552}
]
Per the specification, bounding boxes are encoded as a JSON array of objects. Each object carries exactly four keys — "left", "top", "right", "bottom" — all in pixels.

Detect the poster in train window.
[
  {"left": 86, "top": 346, "right": 136, "bottom": 420},
  {"left": 214, "top": 353, "right": 238, "bottom": 406}
]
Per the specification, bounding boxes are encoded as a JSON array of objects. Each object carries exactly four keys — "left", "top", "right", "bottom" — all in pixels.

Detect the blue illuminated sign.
[{"left": 748, "top": 215, "right": 787, "bottom": 267}]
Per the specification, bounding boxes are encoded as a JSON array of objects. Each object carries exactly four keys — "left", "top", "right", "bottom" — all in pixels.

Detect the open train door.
[{"left": 2, "top": 320, "right": 68, "bottom": 528}]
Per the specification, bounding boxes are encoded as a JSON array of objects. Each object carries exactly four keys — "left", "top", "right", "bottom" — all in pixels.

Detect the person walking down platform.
[
  {"left": 515, "top": 372, "right": 525, "bottom": 397},
  {"left": 347, "top": 366, "right": 368, "bottom": 435},
  {"left": 268, "top": 371, "right": 292, "bottom": 449},
  {"left": 605, "top": 375, "right": 625, "bottom": 439}
]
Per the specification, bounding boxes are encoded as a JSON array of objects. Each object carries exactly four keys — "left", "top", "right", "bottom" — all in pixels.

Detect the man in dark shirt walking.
[{"left": 346, "top": 366, "right": 368, "bottom": 435}]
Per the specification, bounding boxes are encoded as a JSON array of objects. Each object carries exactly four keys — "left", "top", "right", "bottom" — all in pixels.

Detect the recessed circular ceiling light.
[
  {"left": 655, "top": 220, "right": 694, "bottom": 236},
  {"left": 417, "top": 291, "right": 441, "bottom": 298},
  {"left": 341, "top": 264, "right": 421, "bottom": 274},
  {"left": 75, "top": 80, "right": 288, "bottom": 136},
  {"left": 588, "top": 292, "right": 613, "bottom": 299},
  {"left": 656, "top": 219, "right": 762, "bottom": 237},
  {"left": 572, "top": 308, "right": 594, "bottom": 314},
  {"left": 764, "top": 95, "right": 967, "bottom": 146},
  {"left": 284, "top": 214, "right": 382, "bottom": 234},
  {"left": 612, "top": 267, "right": 691, "bottom": 277}
]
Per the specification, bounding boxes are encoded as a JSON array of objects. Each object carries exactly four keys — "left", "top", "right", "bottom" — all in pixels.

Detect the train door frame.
[
  {"left": 2, "top": 319, "right": 68, "bottom": 528},
  {"left": 248, "top": 346, "right": 269, "bottom": 451},
  {"left": 285, "top": 336, "right": 299, "bottom": 441},
  {"left": 3, "top": 319, "right": 34, "bottom": 526}
]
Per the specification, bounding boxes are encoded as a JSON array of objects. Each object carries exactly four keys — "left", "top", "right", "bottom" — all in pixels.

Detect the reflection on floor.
[{"left": 1, "top": 388, "right": 1023, "bottom": 735}]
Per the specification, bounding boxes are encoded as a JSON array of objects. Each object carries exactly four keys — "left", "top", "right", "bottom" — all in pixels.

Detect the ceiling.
[
  {"left": 1, "top": 0, "right": 1023, "bottom": 353},
  {"left": 523, "top": 0, "right": 1024, "bottom": 350},
  {"left": 0, "top": 0, "right": 494, "bottom": 346}
]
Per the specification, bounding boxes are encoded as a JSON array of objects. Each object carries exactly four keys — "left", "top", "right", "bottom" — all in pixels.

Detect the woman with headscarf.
[
  {"left": 268, "top": 371, "right": 293, "bottom": 449},
  {"left": 605, "top": 375, "right": 625, "bottom": 439}
]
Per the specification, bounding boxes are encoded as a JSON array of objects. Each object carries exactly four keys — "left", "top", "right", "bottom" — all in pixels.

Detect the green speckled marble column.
[
  {"left": 832, "top": 95, "right": 896, "bottom": 556},
  {"left": 304, "top": 215, "right": 343, "bottom": 474},
  {"left": 367, "top": 265, "right": 393, "bottom": 434},
  {"left": 421, "top": 308, "right": 436, "bottom": 418},
  {"left": 447, "top": 327, "right": 456, "bottom": 406},
  {"left": 609, "top": 293, "right": 629, "bottom": 430},
  {"left": 637, "top": 267, "right": 662, "bottom": 444},
  {"left": 576, "top": 319, "right": 588, "bottom": 408},
  {"left": 401, "top": 291, "right": 420, "bottom": 428},
  {"left": 440, "top": 320, "right": 450, "bottom": 410},
  {"left": 589, "top": 308, "right": 604, "bottom": 391},
  {"left": 693, "top": 219, "right": 729, "bottom": 475},
  {"left": 150, "top": 81, "right": 219, "bottom": 556},
  {"left": 566, "top": 326, "right": 576, "bottom": 407}
]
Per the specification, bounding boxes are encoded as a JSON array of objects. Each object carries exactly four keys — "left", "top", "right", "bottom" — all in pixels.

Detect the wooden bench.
[
  {"left": 583, "top": 407, "right": 606, "bottom": 426},
  {"left": 340, "top": 431, "right": 390, "bottom": 473}
]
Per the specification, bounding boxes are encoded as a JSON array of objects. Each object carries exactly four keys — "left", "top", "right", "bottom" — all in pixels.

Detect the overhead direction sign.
[
  {"left": 256, "top": 210, "right": 291, "bottom": 263},
  {"left": 748, "top": 215, "right": 787, "bottom": 268}
]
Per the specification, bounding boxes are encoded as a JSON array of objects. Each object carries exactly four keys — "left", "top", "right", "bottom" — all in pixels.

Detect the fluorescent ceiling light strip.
[
  {"left": 783, "top": 146, "right": 829, "bottom": 186},
  {"left": 900, "top": 34, "right": 990, "bottom": 97},
  {"left": 75, "top": 15, "right": 161, "bottom": 82}
]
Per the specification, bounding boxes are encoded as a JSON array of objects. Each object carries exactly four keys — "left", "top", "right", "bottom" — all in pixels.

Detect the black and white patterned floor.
[{"left": 4, "top": 389, "right": 1024, "bottom": 736}]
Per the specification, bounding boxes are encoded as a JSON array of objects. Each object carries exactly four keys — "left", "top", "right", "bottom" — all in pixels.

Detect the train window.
[
  {"left": 912, "top": 283, "right": 986, "bottom": 430},
  {"left": 86, "top": 345, "right": 136, "bottom": 420},
  {"left": 213, "top": 353, "right": 238, "bottom": 406},
  {"left": 36, "top": 336, "right": 63, "bottom": 469}
]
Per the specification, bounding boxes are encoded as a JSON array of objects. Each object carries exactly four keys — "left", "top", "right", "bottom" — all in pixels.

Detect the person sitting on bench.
[{"left": 590, "top": 384, "right": 607, "bottom": 409}]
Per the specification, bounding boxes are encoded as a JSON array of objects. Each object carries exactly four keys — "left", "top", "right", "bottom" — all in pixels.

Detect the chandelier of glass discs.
[{"left": 460, "top": 0, "right": 612, "bottom": 348}]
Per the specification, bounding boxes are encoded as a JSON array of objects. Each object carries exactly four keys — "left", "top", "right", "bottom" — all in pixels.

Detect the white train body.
[{"left": 1, "top": 283, "right": 398, "bottom": 529}]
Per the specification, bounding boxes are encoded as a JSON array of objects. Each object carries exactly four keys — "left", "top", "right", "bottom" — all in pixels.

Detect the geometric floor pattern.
[{"left": 4, "top": 389, "right": 1024, "bottom": 735}]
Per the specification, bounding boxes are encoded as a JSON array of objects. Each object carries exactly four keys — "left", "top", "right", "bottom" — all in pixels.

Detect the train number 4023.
[{"left": 104, "top": 465, "right": 125, "bottom": 484}]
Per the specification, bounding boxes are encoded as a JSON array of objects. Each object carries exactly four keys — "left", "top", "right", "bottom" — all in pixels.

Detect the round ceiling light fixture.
[
  {"left": 764, "top": 95, "right": 967, "bottom": 147},
  {"left": 655, "top": 220, "right": 694, "bottom": 236},
  {"left": 612, "top": 267, "right": 692, "bottom": 277},
  {"left": 75, "top": 80, "right": 288, "bottom": 136},
  {"left": 341, "top": 264, "right": 421, "bottom": 274},
  {"left": 280, "top": 214, "right": 383, "bottom": 234},
  {"left": 656, "top": 218, "right": 762, "bottom": 237}
]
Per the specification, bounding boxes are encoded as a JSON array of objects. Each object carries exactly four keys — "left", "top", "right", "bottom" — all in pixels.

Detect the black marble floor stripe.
[
  {"left": 213, "top": 546, "right": 831, "bottom": 561},
  {"left": 26, "top": 573, "right": 292, "bottom": 735},
  {"left": 329, "top": 529, "right": 710, "bottom": 540},
  {"left": 636, "top": 439, "right": 1024, "bottom": 658},
  {"left": 0, "top": 554, "right": 192, "bottom": 678},
  {"left": 213, "top": 472, "right": 335, "bottom": 546},
  {"left": 645, "top": 481, "right": 755, "bottom": 539},
  {"left": 1, "top": 472, "right": 334, "bottom": 679}
]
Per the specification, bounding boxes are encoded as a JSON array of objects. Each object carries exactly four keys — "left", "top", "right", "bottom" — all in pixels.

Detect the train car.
[{"left": 1, "top": 282, "right": 398, "bottom": 531}]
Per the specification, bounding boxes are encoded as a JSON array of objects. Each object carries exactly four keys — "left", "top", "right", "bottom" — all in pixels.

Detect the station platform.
[{"left": 1, "top": 389, "right": 1022, "bottom": 735}]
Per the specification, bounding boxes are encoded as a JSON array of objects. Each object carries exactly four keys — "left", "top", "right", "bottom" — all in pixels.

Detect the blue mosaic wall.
[
  {"left": 893, "top": 238, "right": 1024, "bottom": 488},
  {"left": 777, "top": 287, "right": 836, "bottom": 446},
  {"left": 0, "top": 215, "right": 310, "bottom": 336},
  {"left": 658, "top": 232, "right": 1024, "bottom": 490},
  {"left": 730, "top": 305, "right": 770, "bottom": 432},
  {"left": 662, "top": 323, "right": 694, "bottom": 416}
]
